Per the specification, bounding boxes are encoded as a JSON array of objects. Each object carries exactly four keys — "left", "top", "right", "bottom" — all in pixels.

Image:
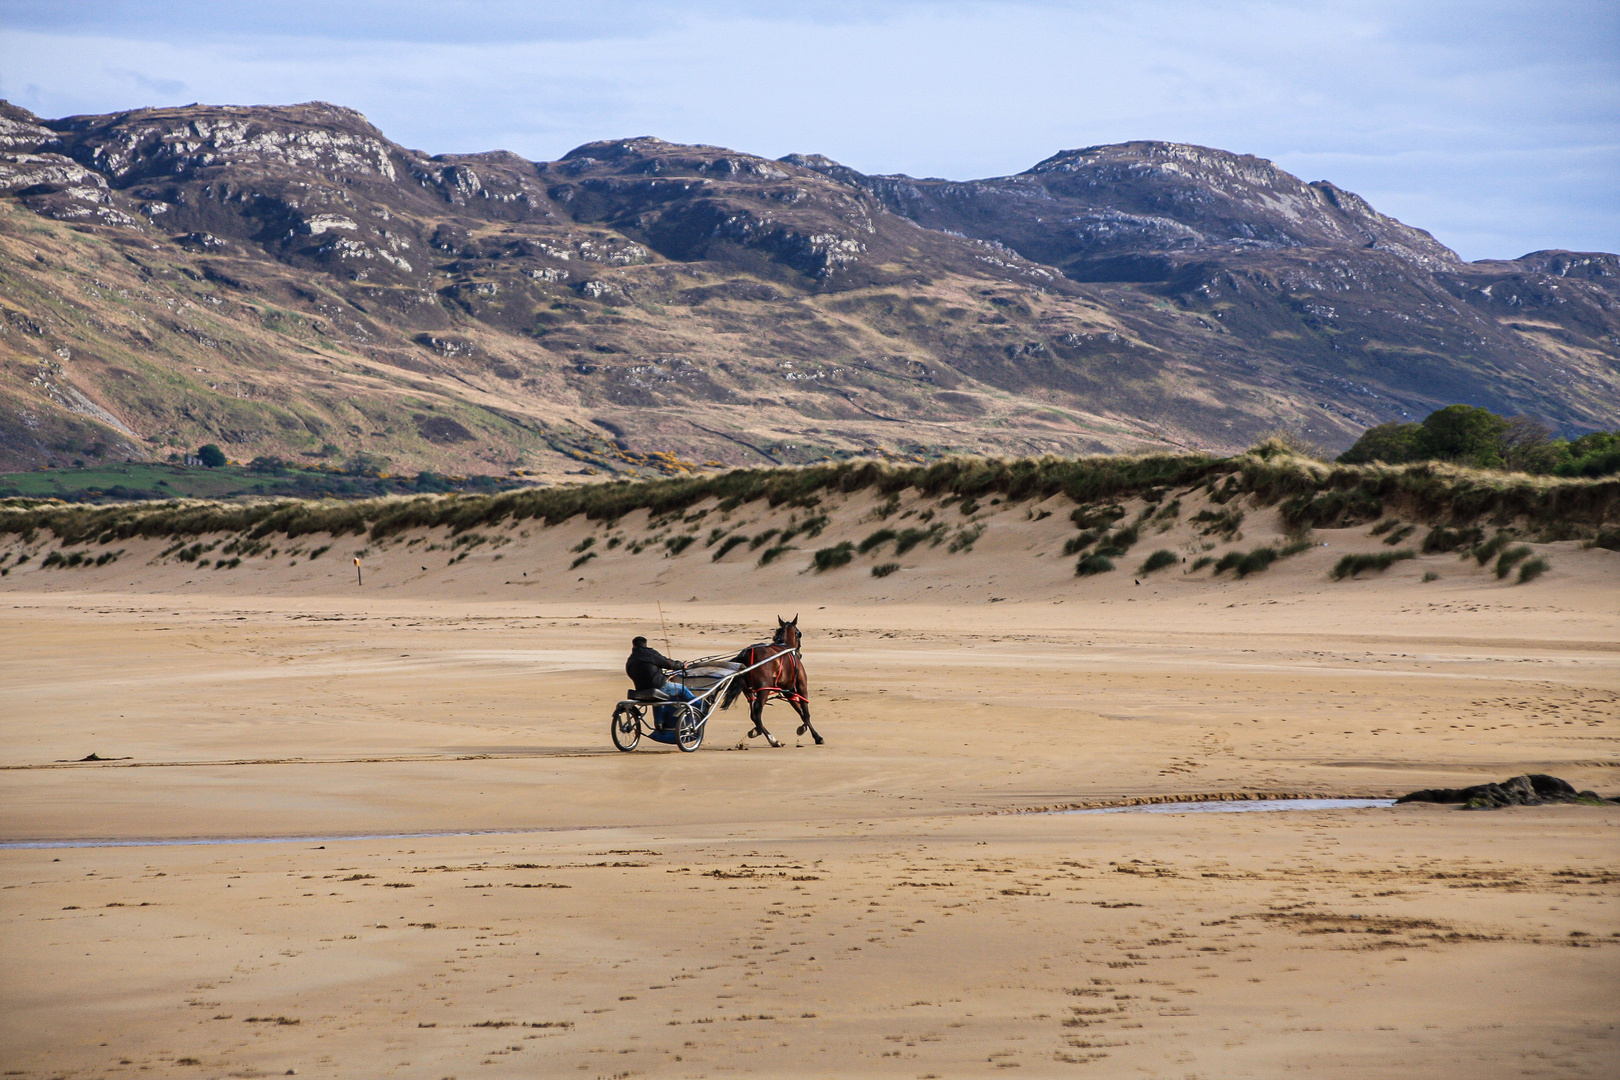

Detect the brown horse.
[{"left": 719, "top": 615, "right": 822, "bottom": 747}]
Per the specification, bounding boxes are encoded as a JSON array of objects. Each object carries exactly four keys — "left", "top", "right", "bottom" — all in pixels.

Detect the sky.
[{"left": 2, "top": 0, "right": 1615, "bottom": 261}]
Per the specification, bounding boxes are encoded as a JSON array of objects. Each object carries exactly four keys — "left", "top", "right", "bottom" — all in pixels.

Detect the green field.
[{"left": 0, "top": 463, "right": 528, "bottom": 503}]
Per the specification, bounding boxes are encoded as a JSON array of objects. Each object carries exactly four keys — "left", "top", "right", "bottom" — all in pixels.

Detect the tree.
[
  {"left": 343, "top": 452, "right": 391, "bottom": 477},
  {"left": 1559, "top": 431, "right": 1620, "bottom": 477},
  {"left": 1415, "top": 405, "right": 1509, "bottom": 466},
  {"left": 1339, "top": 406, "right": 1620, "bottom": 476},
  {"left": 196, "top": 444, "right": 227, "bottom": 468},
  {"left": 1499, "top": 416, "right": 1562, "bottom": 473},
  {"left": 1337, "top": 422, "right": 1424, "bottom": 465}
]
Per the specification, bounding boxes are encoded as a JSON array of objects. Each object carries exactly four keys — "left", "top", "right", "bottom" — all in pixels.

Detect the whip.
[{"left": 656, "top": 600, "right": 672, "bottom": 656}]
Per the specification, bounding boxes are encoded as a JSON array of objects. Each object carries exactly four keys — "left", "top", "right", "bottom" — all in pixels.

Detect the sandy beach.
[{"left": 2, "top": 485, "right": 1617, "bottom": 1078}]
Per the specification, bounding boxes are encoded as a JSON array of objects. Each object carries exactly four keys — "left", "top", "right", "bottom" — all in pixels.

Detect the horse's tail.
[{"left": 720, "top": 647, "right": 752, "bottom": 711}]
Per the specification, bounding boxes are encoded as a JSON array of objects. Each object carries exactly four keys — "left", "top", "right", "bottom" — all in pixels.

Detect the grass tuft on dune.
[{"left": 2, "top": 448, "right": 1616, "bottom": 551}]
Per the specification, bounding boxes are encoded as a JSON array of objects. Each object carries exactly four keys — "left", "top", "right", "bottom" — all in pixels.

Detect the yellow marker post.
[{"left": 354, "top": 556, "right": 362, "bottom": 586}]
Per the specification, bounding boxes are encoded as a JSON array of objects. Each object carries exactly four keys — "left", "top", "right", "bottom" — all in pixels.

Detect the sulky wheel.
[
  {"left": 611, "top": 704, "right": 642, "bottom": 752},
  {"left": 675, "top": 704, "right": 705, "bottom": 753}
]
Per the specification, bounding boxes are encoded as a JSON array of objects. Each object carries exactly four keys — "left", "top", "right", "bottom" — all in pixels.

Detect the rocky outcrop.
[
  {"left": 1397, "top": 774, "right": 1618, "bottom": 810},
  {"left": 785, "top": 140, "right": 1460, "bottom": 274}
]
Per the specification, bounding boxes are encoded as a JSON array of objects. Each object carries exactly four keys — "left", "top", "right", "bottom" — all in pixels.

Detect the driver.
[{"left": 626, "top": 636, "right": 699, "bottom": 729}]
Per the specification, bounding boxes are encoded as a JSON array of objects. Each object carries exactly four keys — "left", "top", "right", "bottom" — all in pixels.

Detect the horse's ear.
[
  {"left": 792, "top": 614, "right": 799, "bottom": 625},
  {"left": 778, "top": 615, "right": 786, "bottom": 626}
]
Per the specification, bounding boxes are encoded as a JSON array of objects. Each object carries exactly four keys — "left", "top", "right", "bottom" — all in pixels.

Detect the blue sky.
[{"left": 2, "top": 0, "right": 1614, "bottom": 260}]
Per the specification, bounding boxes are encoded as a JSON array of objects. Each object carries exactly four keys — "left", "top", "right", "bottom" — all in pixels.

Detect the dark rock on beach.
[{"left": 1397, "top": 773, "right": 1618, "bottom": 810}]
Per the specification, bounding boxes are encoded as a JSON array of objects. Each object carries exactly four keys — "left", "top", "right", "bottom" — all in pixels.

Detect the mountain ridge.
[{"left": 1, "top": 100, "right": 1614, "bottom": 477}]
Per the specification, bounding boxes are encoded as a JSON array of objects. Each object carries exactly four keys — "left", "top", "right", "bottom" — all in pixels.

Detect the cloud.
[
  {"left": 105, "top": 68, "right": 188, "bottom": 96},
  {"left": 0, "top": 0, "right": 1613, "bottom": 259}
]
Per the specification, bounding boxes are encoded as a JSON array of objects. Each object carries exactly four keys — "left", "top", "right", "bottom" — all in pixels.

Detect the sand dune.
[{"left": 2, "top": 483, "right": 1617, "bottom": 1077}]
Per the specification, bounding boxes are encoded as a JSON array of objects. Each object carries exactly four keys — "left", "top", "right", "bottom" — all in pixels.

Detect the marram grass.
[{"left": 2, "top": 444, "right": 1615, "bottom": 547}]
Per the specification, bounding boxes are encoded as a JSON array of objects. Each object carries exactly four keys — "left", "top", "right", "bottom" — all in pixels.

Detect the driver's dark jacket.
[{"left": 626, "top": 645, "right": 680, "bottom": 691}]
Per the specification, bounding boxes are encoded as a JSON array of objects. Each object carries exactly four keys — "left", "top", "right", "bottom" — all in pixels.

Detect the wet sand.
[{"left": 2, "top": 492, "right": 1617, "bottom": 1077}]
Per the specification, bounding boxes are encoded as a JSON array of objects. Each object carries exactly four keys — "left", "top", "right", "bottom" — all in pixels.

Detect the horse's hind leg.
[
  {"left": 748, "top": 696, "right": 783, "bottom": 747},
  {"left": 793, "top": 699, "right": 824, "bottom": 745}
]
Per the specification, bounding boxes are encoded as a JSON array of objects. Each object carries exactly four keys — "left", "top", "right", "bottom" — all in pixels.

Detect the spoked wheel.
[
  {"left": 675, "top": 704, "right": 706, "bottom": 753},
  {"left": 611, "top": 704, "right": 643, "bottom": 752}
]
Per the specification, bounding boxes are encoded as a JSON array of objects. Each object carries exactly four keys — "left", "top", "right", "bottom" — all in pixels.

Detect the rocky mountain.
[{"left": 1, "top": 100, "right": 1615, "bottom": 477}]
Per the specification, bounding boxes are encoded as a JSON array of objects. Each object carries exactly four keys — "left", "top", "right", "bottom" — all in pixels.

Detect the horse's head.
[{"left": 774, "top": 614, "right": 801, "bottom": 649}]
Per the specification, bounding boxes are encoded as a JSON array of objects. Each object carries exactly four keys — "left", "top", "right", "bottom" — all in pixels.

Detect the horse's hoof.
[
  {"left": 747, "top": 727, "right": 760, "bottom": 739},
  {"left": 796, "top": 724, "right": 808, "bottom": 736},
  {"left": 813, "top": 735, "right": 825, "bottom": 745}
]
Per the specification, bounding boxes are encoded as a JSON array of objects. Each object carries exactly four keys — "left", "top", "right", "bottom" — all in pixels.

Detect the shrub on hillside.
[
  {"left": 1191, "top": 508, "right": 1246, "bottom": 539},
  {"left": 1062, "top": 529, "right": 1101, "bottom": 556},
  {"left": 893, "top": 524, "right": 945, "bottom": 555},
  {"left": 711, "top": 535, "right": 748, "bottom": 561},
  {"left": 1075, "top": 552, "right": 1114, "bottom": 576},
  {"left": 1234, "top": 548, "right": 1278, "bottom": 577},
  {"left": 1070, "top": 504, "right": 1126, "bottom": 530},
  {"left": 812, "top": 542, "right": 854, "bottom": 572},
  {"left": 757, "top": 544, "right": 793, "bottom": 566},
  {"left": 1470, "top": 532, "right": 1513, "bottom": 565},
  {"left": 946, "top": 524, "right": 983, "bottom": 553},
  {"left": 1494, "top": 545, "right": 1534, "bottom": 579},
  {"left": 858, "top": 528, "right": 897, "bottom": 554},
  {"left": 1138, "top": 549, "right": 1177, "bottom": 574},
  {"left": 1251, "top": 428, "right": 1328, "bottom": 460},
  {"left": 1331, "top": 550, "right": 1416, "bottom": 580},
  {"left": 1094, "top": 525, "right": 1139, "bottom": 557},
  {"left": 1422, "top": 525, "right": 1484, "bottom": 553}
]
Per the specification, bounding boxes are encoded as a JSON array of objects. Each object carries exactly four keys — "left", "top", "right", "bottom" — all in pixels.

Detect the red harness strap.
[
  {"left": 742, "top": 644, "right": 805, "bottom": 705},
  {"left": 746, "top": 685, "right": 807, "bottom": 705}
]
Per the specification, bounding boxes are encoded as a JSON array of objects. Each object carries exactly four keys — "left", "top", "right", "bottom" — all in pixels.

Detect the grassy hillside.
[
  {"left": 0, "top": 460, "right": 534, "bottom": 503},
  {"left": 5, "top": 102, "right": 1617, "bottom": 477}
]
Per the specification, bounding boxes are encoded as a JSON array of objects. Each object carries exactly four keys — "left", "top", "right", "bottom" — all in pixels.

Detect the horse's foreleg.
[
  {"left": 789, "top": 661, "right": 822, "bottom": 745},
  {"left": 793, "top": 698, "right": 823, "bottom": 745}
]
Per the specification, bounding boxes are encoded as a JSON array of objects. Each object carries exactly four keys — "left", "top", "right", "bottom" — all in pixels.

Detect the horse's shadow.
[{"left": 438, "top": 745, "right": 617, "bottom": 758}]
